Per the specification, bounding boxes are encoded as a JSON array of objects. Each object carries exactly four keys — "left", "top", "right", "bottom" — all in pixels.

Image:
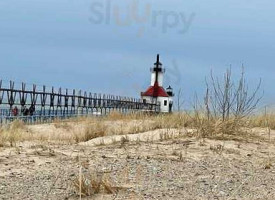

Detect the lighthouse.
[{"left": 141, "top": 54, "right": 174, "bottom": 113}]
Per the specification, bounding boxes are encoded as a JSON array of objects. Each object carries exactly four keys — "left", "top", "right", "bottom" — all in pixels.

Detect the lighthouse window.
[
  {"left": 143, "top": 99, "right": 147, "bottom": 104},
  {"left": 164, "top": 100, "right": 167, "bottom": 106}
]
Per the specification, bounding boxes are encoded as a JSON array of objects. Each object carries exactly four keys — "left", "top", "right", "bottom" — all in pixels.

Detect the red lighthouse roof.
[{"left": 141, "top": 81, "right": 169, "bottom": 97}]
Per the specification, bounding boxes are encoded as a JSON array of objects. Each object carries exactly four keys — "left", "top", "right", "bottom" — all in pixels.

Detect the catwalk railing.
[{"left": 0, "top": 80, "right": 160, "bottom": 124}]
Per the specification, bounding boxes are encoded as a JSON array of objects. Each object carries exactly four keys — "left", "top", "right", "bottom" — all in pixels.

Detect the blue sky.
[{"left": 0, "top": 0, "right": 274, "bottom": 107}]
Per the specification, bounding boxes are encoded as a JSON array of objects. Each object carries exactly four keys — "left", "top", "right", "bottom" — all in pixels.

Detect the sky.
[{"left": 0, "top": 0, "right": 274, "bottom": 108}]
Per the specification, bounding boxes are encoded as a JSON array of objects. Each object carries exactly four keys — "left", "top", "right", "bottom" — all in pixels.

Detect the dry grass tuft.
[
  {"left": 249, "top": 112, "right": 275, "bottom": 130},
  {"left": 193, "top": 117, "right": 246, "bottom": 138},
  {"left": 53, "top": 122, "right": 72, "bottom": 131},
  {"left": 73, "top": 170, "right": 117, "bottom": 197},
  {"left": 73, "top": 120, "right": 107, "bottom": 143},
  {"left": 154, "top": 113, "right": 191, "bottom": 129},
  {"left": 186, "top": 107, "right": 260, "bottom": 141},
  {"left": 210, "top": 144, "right": 224, "bottom": 154},
  {"left": 0, "top": 120, "right": 26, "bottom": 147},
  {"left": 264, "top": 159, "right": 272, "bottom": 169},
  {"left": 106, "top": 111, "right": 150, "bottom": 121}
]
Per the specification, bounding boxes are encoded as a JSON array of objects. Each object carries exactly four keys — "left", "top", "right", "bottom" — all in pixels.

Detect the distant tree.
[{"left": 205, "top": 67, "right": 262, "bottom": 120}]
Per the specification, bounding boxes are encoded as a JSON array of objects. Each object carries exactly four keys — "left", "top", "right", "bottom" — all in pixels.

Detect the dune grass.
[
  {"left": 0, "top": 109, "right": 273, "bottom": 147},
  {"left": 0, "top": 120, "right": 26, "bottom": 147}
]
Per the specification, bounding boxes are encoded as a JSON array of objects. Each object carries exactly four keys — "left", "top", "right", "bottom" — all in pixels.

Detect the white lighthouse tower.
[{"left": 141, "top": 54, "right": 174, "bottom": 113}]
